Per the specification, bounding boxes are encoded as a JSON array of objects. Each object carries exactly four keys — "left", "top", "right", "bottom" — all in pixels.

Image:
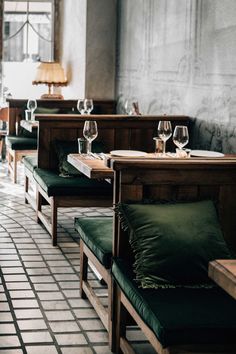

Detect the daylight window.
[{"left": 3, "top": 0, "right": 54, "bottom": 62}]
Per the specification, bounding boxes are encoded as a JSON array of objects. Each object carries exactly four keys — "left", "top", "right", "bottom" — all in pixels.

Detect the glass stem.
[
  {"left": 162, "top": 141, "right": 166, "bottom": 154},
  {"left": 87, "top": 141, "right": 92, "bottom": 155}
]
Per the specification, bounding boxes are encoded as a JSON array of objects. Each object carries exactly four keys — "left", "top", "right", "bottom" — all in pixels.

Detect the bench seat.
[
  {"left": 33, "top": 168, "right": 112, "bottom": 197},
  {"left": 6, "top": 135, "right": 37, "bottom": 150},
  {"left": 75, "top": 217, "right": 113, "bottom": 268},
  {"left": 112, "top": 258, "right": 236, "bottom": 348},
  {"left": 74, "top": 216, "right": 113, "bottom": 342},
  {"left": 23, "top": 155, "right": 37, "bottom": 172},
  {"left": 6, "top": 135, "right": 37, "bottom": 183}
]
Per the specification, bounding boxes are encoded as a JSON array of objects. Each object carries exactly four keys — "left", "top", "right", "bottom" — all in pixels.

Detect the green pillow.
[
  {"left": 117, "top": 200, "right": 232, "bottom": 288},
  {"left": 35, "top": 107, "right": 60, "bottom": 114},
  {"left": 53, "top": 140, "right": 105, "bottom": 177}
]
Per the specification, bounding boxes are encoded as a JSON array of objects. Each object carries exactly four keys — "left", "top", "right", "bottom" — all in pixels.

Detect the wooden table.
[
  {"left": 209, "top": 260, "right": 236, "bottom": 300},
  {"left": 20, "top": 120, "right": 38, "bottom": 132},
  {"left": 68, "top": 154, "right": 114, "bottom": 179},
  {"left": 68, "top": 153, "right": 236, "bottom": 180}
]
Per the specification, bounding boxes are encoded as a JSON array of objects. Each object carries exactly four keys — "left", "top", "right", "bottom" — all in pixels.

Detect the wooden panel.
[
  {"left": 112, "top": 158, "right": 236, "bottom": 255},
  {"left": 36, "top": 115, "right": 191, "bottom": 170}
]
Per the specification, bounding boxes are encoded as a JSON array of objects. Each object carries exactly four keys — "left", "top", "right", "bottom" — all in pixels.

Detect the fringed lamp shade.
[{"left": 32, "top": 62, "right": 68, "bottom": 99}]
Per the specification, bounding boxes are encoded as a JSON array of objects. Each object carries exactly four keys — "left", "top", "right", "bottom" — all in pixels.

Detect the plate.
[
  {"left": 110, "top": 150, "right": 147, "bottom": 157},
  {"left": 190, "top": 150, "right": 224, "bottom": 158}
]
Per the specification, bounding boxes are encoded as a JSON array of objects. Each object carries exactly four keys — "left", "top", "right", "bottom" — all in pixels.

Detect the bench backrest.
[
  {"left": 111, "top": 158, "right": 236, "bottom": 257},
  {"left": 7, "top": 99, "right": 116, "bottom": 135},
  {"left": 36, "top": 114, "right": 190, "bottom": 170}
]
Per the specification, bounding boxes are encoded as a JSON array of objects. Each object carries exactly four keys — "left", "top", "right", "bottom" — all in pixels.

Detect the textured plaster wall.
[
  {"left": 116, "top": 0, "right": 236, "bottom": 124},
  {"left": 86, "top": 0, "right": 116, "bottom": 99},
  {"left": 60, "top": 0, "right": 116, "bottom": 100},
  {"left": 60, "top": 0, "right": 87, "bottom": 99}
]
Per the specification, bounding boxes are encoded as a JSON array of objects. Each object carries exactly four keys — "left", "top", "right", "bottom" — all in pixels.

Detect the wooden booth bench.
[
  {"left": 6, "top": 98, "right": 115, "bottom": 183},
  {"left": 29, "top": 114, "right": 190, "bottom": 246},
  {"left": 75, "top": 156, "right": 236, "bottom": 353},
  {"left": 111, "top": 157, "right": 236, "bottom": 354}
]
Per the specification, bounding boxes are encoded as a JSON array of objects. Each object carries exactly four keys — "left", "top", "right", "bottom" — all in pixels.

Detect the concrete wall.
[
  {"left": 116, "top": 0, "right": 236, "bottom": 123},
  {"left": 60, "top": 0, "right": 87, "bottom": 99},
  {"left": 60, "top": 0, "right": 116, "bottom": 100}
]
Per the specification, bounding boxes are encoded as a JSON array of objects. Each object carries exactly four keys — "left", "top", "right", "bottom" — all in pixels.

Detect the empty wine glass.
[
  {"left": 77, "top": 99, "right": 85, "bottom": 114},
  {"left": 84, "top": 99, "right": 93, "bottom": 114},
  {"left": 83, "top": 120, "right": 98, "bottom": 155},
  {"left": 27, "top": 99, "right": 37, "bottom": 121},
  {"left": 157, "top": 120, "right": 172, "bottom": 155},
  {"left": 124, "top": 100, "right": 134, "bottom": 115},
  {"left": 173, "top": 125, "right": 189, "bottom": 150}
]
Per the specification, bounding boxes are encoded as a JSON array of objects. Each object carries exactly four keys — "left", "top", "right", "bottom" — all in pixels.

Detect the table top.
[
  {"left": 68, "top": 154, "right": 114, "bottom": 179},
  {"left": 68, "top": 153, "right": 236, "bottom": 179},
  {"left": 20, "top": 120, "right": 38, "bottom": 132},
  {"left": 208, "top": 259, "right": 236, "bottom": 300}
]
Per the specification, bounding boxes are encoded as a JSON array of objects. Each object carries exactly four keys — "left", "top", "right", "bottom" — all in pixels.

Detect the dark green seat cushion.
[
  {"left": 117, "top": 200, "right": 232, "bottom": 288},
  {"left": 22, "top": 155, "right": 37, "bottom": 173},
  {"left": 6, "top": 135, "right": 37, "bottom": 150},
  {"left": 112, "top": 258, "right": 236, "bottom": 347},
  {"left": 53, "top": 140, "right": 105, "bottom": 177},
  {"left": 75, "top": 217, "right": 113, "bottom": 268},
  {"left": 33, "top": 168, "right": 113, "bottom": 197}
]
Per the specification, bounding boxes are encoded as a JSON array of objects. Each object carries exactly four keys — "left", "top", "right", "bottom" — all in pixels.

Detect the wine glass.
[
  {"left": 83, "top": 120, "right": 98, "bottom": 155},
  {"left": 84, "top": 99, "right": 93, "bottom": 114},
  {"left": 157, "top": 120, "right": 172, "bottom": 155},
  {"left": 27, "top": 99, "right": 37, "bottom": 121},
  {"left": 77, "top": 99, "right": 85, "bottom": 114},
  {"left": 124, "top": 100, "right": 133, "bottom": 115},
  {"left": 173, "top": 125, "right": 189, "bottom": 150}
]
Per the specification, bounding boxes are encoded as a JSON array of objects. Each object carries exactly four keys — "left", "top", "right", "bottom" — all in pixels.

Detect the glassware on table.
[
  {"left": 153, "top": 137, "right": 164, "bottom": 155},
  {"left": 77, "top": 99, "right": 85, "bottom": 114},
  {"left": 124, "top": 99, "right": 134, "bottom": 115},
  {"left": 83, "top": 120, "right": 98, "bottom": 155},
  {"left": 84, "top": 99, "right": 94, "bottom": 114},
  {"left": 173, "top": 125, "right": 189, "bottom": 151},
  {"left": 157, "top": 120, "right": 172, "bottom": 155},
  {"left": 78, "top": 137, "right": 87, "bottom": 155},
  {"left": 25, "top": 109, "right": 31, "bottom": 121},
  {"left": 27, "top": 99, "right": 37, "bottom": 121}
]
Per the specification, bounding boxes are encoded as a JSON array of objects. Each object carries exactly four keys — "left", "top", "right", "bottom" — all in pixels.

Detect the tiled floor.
[{"left": 0, "top": 162, "right": 154, "bottom": 354}]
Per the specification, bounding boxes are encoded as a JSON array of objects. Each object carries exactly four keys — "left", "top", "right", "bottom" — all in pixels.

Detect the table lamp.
[{"left": 32, "top": 61, "right": 68, "bottom": 99}]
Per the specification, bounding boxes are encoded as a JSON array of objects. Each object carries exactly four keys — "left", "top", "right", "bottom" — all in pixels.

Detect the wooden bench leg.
[
  {"left": 13, "top": 151, "right": 17, "bottom": 184},
  {"left": 80, "top": 240, "right": 88, "bottom": 299},
  {"left": 24, "top": 174, "right": 29, "bottom": 204},
  {"left": 7, "top": 151, "right": 11, "bottom": 175},
  {"left": 114, "top": 286, "right": 127, "bottom": 354},
  {"left": 36, "top": 189, "right": 42, "bottom": 224},
  {"left": 51, "top": 198, "right": 57, "bottom": 246}
]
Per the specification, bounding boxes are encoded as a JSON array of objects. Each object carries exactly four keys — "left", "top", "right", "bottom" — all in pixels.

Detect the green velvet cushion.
[
  {"left": 117, "top": 200, "right": 232, "bottom": 288},
  {"left": 75, "top": 217, "right": 113, "bottom": 268},
  {"left": 33, "top": 168, "right": 112, "bottom": 197},
  {"left": 22, "top": 155, "right": 37, "bottom": 173},
  {"left": 6, "top": 136, "right": 37, "bottom": 150},
  {"left": 53, "top": 140, "right": 105, "bottom": 177},
  {"left": 35, "top": 107, "right": 60, "bottom": 114},
  {"left": 112, "top": 258, "right": 236, "bottom": 347}
]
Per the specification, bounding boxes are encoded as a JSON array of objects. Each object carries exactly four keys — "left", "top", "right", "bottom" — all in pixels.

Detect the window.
[
  {"left": 3, "top": 0, "right": 54, "bottom": 62},
  {"left": 0, "top": 0, "right": 60, "bottom": 99}
]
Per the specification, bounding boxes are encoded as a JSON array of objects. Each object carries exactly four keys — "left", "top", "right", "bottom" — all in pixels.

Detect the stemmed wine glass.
[
  {"left": 124, "top": 100, "right": 133, "bottom": 115},
  {"left": 77, "top": 99, "right": 85, "bottom": 114},
  {"left": 84, "top": 99, "right": 93, "bottom": 114},
  {"left": 27, "top": 99, "right": 37, "bottom": 121},
  {"left": 157, "top": 120, "right": 172, "bottom": 155},
  {"left": 172, "top": 125, "right": 189, "bottom": 151},
  {"left": 83, "top": 120, "right": 98, "bottom": 155}
]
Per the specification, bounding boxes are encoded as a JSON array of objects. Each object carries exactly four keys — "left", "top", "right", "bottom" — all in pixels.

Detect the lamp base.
[{"left": 40, "top": 93, "right": 64, "bottom": 100}]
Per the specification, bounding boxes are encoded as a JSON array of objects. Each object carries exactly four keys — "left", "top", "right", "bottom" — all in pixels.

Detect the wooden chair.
[{"left": 110, "top": 157, "right": 236, "bottom": 354}]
